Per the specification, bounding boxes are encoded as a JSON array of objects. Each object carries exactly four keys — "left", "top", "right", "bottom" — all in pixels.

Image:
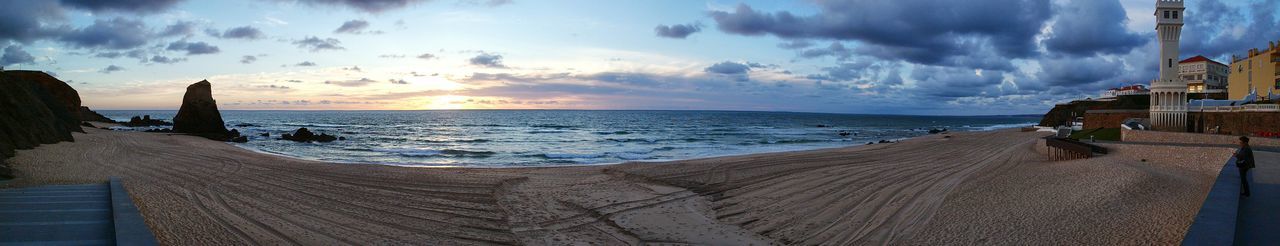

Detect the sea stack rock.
[{"left": 172, "top": 80, "right": 230, "bottom": 140}]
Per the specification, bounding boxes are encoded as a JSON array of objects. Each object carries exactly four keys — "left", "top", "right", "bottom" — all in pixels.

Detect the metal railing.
[
  {"left": 1189, "top": 104, "right": 1280, "bottom": 112},
  {"left": 1045, "top": 137, "right": 1105, "bottom": 161}
]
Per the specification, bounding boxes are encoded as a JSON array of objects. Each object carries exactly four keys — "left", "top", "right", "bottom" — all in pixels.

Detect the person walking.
[{"left": 1236, "top": 136, "right": 1256, "bottom": 197}]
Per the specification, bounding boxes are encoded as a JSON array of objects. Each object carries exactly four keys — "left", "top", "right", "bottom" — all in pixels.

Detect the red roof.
[{"left": 1179, "top": 55, "right": 1224, "bottom": 65}]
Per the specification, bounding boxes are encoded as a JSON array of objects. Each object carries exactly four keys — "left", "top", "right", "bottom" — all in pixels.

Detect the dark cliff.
[
  {"left": 0, "top": 71, "right": 82, "bottom": 179},
  {"left": 1040, "top": 95, "right": 1150, "bottom": 127}
]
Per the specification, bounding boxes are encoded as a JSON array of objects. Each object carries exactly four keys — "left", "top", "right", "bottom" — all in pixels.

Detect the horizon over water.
[{"left": 99, "top": 110, "right": 1040, "bottom": 167}]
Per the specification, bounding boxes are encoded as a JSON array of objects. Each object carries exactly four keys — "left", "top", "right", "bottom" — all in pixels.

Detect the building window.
[
  {"left": 1173, "top": 11, "right": 1179, "bottom": 19},
  {"left": 1169, "top": 59, "right": 1173, "bottom": 68},
  {"left": 1164, "top": 11, "right": 1170, "bottom": 19}
]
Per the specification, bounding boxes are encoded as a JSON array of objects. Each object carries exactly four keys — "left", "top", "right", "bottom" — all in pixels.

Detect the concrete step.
[
  {"left": 0, "top": 178, "right": 156, "bottom": 245},
  {"left": 0, "top": 195, "right": 109, "bottom": 203},
  {"left": 0, "top": 209, "right": 111, "bottom": 223},
  {"left": 0, "top": 220, "right": 114, "bottom": 243},
  {"left": 0, "top": 200, "right": 110, "bottom": 211}
]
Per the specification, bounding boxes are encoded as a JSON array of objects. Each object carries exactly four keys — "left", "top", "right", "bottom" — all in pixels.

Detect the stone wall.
[
  {"left": 1083, "top": 110, "right": 1148, "bottom": 129},
  {"left": 1188, "top": 111, "right": 1280, "bottom": 136},
  {"left": 1121, "top": 128, "right": 1280, "bottom": 148}
]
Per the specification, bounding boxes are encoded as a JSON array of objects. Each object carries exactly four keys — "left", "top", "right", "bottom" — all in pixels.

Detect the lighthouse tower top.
[{"left": 1155, "top": 0, "right": 1185, "bottom": 26}]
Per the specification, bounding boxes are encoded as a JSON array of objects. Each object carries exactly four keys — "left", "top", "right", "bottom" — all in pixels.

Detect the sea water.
[{"left": 98, "top": 110, "right": 1039, "bottom": 167}]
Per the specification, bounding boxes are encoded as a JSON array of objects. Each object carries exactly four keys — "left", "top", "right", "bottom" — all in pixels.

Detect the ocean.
[{"left": 98, "top": 110, "right": 1040, "bottom": 167}]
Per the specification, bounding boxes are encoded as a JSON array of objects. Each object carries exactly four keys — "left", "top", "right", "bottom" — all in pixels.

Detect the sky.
[{"left": 1, "top": 0, "right": 1277, "bottom": 115}]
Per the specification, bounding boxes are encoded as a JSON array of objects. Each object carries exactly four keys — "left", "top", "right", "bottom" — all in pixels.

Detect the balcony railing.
[{"left": 1189, "top": 104, "right": 1280, "bottom": 112}]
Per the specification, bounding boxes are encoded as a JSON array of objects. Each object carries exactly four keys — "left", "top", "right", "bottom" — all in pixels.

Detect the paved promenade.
[{"left": 1235, "top": 151, "right": 1280, "bottom": 245}]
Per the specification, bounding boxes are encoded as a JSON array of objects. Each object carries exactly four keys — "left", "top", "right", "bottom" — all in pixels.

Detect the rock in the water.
[
  {"left": 81, "top": 122, "right": 95, "bottom": 127},
  {"left": 281, "top": 127, "right": 339, "bottom": 142},
  {"left": 230, "top": 136, "right": 248, "bottom": 143},
  {"left": 0, "top": 70, "right": 82, "bottom": 179},
  {"left": 124, "top": 115, "right": 171, "bottom": 127},
  {"left": 259, "top": 133, "right": 269, "bottom": 137},
  {"left": 172, "top": 80, "right": 230, "bottom": 140},
  {"left": 927, "top": 128, "right": 948, "bottom": 134},
  {"left": 78, "top": 106, "right": 115, "bottom": 123}
]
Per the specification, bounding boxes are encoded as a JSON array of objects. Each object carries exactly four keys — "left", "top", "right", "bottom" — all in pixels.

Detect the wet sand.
[{"left": 1, "top": 127, "right": 1230, "bottom": 245}]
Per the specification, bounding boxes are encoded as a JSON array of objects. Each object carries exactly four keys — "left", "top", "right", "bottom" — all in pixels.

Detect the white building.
[
  {"left": 1102, "top": 84, "right": 1151, "bottom": 98},
  {"left": 1178, "top": 55, "right": 1229, "bottom": 94},
  {"left": 1150, "top": 0, "right": 1187, "bottom": 131}
]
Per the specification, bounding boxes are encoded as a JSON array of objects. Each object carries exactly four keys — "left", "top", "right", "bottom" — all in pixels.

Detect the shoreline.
[
  {"left": 1, "top": 126, "right": 1228, "bottom": 244},
  {"left": 218, "top": 124, "right": 1034, "bottom": 169}
]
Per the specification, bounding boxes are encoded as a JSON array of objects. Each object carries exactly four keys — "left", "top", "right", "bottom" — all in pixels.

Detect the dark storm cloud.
[
  {"left": 0, "top": 0, "right": 66, "bottom": 44},
  {"left": 909, "top": 66, "right": 1006, "bottom": 98},
  {"left": 776, "top": 40, "right": 814, "bottom": 49},
  {"left": 334, "top": 20, "right": 370, "bottom": 34},
  {"left": 1038, "top": 56, "right": 1125, "bottom": 87},
  {"left": 93, "top": 50, "right": 147, "bottom": 59},
  {"left": 1042, "top": 0, "right": 1146, "bottom": 56},
  {"left": 324, "top": 78, "right": 377, "bottom": 87},
  {"left": 469, "top": 53, "right": 507, "bottom": 68},
  {"left": 704, "top": 61, "right": 753, "bottom": 82},
  {"left": 288, "top": 0, "right": 428, "bottom": 13},
  {"left": 703, "top": 61, "right": 751, "bottom": 75},
  {"left": 709, "top": 1, "right": 1051, "bottom": 64},
  {"left": 60, "top": 0, "right": 185, "bottom": 13},
  {"left": 99, "top": 65, "right": 125, "bottom": 73},
  {"left": 653, "top": 23, "right": 702, "bottom": 39},
  {"left": 1, "top": 45, "right": 36, "bottom": 66},
  {"left": 149, "top": 55, "right": 186, "bottom": 64},
  {"left": 292, "top": 36, "right": 344, "bottom": 51},
  {"left": 166, "top": 40, "right": 220, "bottom": 55},
  {"left": 158, "top": 21, "right": 197, "bottom": 37},
  {"left": 805, "top": 61, "right": 875, "bottom": 82},
  {"left": 1182, "top": 0, "right": 1280, "bottom": 61},
  {"left": 797, "top": 43, "right": 854, "bottom": 61},
  {"left": 58, "top": 18, "right": 151, "bottom": 50},
  {"left": 220, "top": 26, "right": 265, "bottom": 39}
]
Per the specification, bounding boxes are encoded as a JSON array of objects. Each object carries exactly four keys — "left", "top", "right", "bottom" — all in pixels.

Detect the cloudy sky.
[{"left": 1, "top": 0, "right": 1277, "bottom": 114}]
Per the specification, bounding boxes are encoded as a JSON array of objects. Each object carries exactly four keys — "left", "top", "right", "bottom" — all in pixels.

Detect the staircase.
[{"left": 0, "top": 177, "right": 157, "bottom": 245}]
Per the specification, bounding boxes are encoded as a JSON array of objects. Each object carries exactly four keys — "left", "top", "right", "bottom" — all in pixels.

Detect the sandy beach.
[{"left": 1, "top": 126, "right": 1232, "bottom": 245}]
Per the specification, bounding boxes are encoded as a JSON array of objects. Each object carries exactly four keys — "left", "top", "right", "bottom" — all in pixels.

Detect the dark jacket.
[{"left": 1237, "top": 146, "right": 1256, "bottom": 169}]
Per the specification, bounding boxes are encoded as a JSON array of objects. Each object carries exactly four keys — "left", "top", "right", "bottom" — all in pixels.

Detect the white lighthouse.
[{"left": 1150, "top": 0, "right": 1187, "bottom": 131}]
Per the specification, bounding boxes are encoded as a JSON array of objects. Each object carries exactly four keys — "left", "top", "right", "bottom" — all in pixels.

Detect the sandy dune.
[{"left": 1, "top": 127, "right": 1230, "bottom": 245}]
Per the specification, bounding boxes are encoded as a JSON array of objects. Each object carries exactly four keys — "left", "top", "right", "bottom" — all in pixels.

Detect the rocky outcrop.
[
  {"left": 1039, "top": 94, "right": 1149, "bottom": 127},
  {"left": 281, "top": 128, "right": 339, "bottom": 143},
  {"left": 123, "top": 115, "right": 172, "bottom": 127},
  {"left": 0, "top": 71, "right": 82, "bottom": 179},
  {"left": 78, "top": 106, "right": 115, "bottom": 123},
  {"left": 172, "top": 80, "right": 230, "bottom": 140},
  {"left": 2, "top": 71, "right": 82, "bottom": 133}
]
